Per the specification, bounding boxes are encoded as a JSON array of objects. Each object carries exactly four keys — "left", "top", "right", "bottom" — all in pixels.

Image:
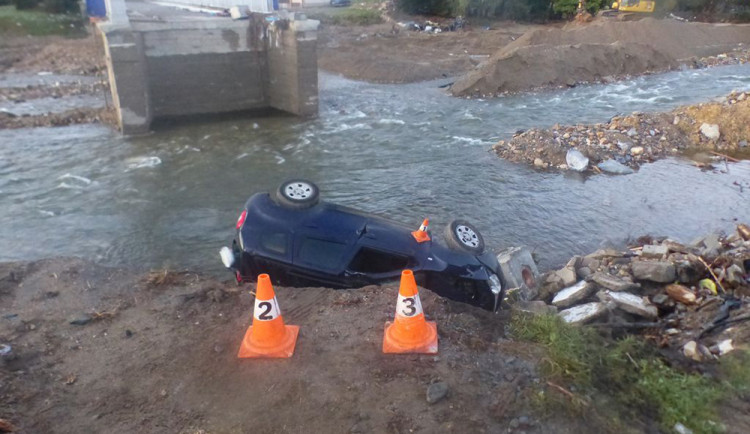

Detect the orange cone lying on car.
[
  {"left": 238, "top": 274, "right": 299, "bottom": 359},
  {"left": 383, "top": 270, "right": 438, "bottom": 354}
]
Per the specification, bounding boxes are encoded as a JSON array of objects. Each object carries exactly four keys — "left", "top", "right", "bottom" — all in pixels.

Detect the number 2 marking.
[
  {"left": 401, "top": 297, "right": 416, "bottom": 316},
  {"left": 258, "top": 301, "right": 273, "bottom": 320}
]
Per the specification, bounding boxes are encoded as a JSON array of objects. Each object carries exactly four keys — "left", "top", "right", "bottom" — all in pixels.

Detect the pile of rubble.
[
  {"left": 516, "top": 224, "right": 750, "bottom": 362},
  {"left": 492, "top": 90, "right": 749, "bottom": 174}
]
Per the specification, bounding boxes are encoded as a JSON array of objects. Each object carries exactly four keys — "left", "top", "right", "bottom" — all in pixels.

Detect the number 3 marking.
[
  {"left": 258, "top": 301, "right": 273, "bottom": 320},
  {"left": 402, "top": 297, "right": 416, "bottom": 316}
]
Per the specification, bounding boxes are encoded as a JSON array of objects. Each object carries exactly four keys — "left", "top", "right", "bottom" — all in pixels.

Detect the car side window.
[
  {"left": 348, "top": 247, "right": 410, "bottom": 274},
  {"left": 298, "top": 237, "right": 348, "bottom": 269},
  {"left": 260, "top": 232, "right": 287, "bottom": 255}
]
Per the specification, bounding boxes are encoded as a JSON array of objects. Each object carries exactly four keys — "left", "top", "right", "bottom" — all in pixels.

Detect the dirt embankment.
[
  {"left": 317, "top": 21, "right": 542, "bottom": 83},
  {"left": 451, "top": 18, "right": 750, "bottom": 97},
  {"left": 0, "top": 34, "right": 114, "bottom": 130},
  {"left": 492, "top": 90, "right": 750, "bottom": 173},
  {"left": 0, "top": 258, "right": 569, "bottom": 433}
]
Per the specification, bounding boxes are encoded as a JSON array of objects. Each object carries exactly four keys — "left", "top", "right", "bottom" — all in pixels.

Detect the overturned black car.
[{"left": 220, "top": 180, "right": 505, "bottom": 311}]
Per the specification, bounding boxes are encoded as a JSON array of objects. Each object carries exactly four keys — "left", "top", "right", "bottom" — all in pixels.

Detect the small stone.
[
  {"left": 700, "top": 123, "right": 720, "bottom": 140},
  {"left": 124, "top": 329, "right": 133, "bottom": 338},
  {"left": 674, "top": 422, "right": 694, "bottom": 434},
  {"left": 630, "top": 146, "right": 644, "bottom": 156},
  {"left": 683, "top": 341, "right": 701, "bottom": 361},
  {"left": 631, "top": 261, "right": 676, "bottom": 283},
  {"left": 598, "top": 159, "right": 634, "bottom": 175},
  {"left": 740, "top": 140, "right": 748, "bottom": 148},
  {"left": 651, "top": 293, "right": 670, "bottom": 306},
  {"left": 69, "top": 314, "right": 93, "bottom": 326},
  {"left": 717, "top": 339, "right": 734, "bottom": 356},
  {"left": 577, "top": 266, "right": 592, "bottom": 279},
  {"left": 627, "top": 128, "right": 638, "bottom": 137},
  {"left": 673, "top": 116, "right": 680, "bottom": 125},
  {"left": 426, "top": 382, "right": 449, "bottom": 404}
]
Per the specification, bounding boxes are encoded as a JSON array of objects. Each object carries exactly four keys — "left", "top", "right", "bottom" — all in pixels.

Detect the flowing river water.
[{"left": 1, "top": 65, "right": 750, "bottom": 274}]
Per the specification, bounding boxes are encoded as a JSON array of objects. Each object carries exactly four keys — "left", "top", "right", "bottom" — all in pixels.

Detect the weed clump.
[{"left": 510, "top": 313, "right": 750, "bottom": 433}]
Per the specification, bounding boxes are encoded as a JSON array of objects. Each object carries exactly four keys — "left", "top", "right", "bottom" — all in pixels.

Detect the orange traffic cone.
[
  {"left": 238, "top": 274, "right": 299, "bottom": 358},
  {"left": 383, "top": 270, "right": 438, "bottom": 354},
  {"left": 411, "top": 219, "right": 431, "bottom": 243}
]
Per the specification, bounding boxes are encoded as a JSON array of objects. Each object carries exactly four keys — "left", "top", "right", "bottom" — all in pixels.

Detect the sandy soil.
[
  {"left": 492, "top": 90, "right": 750, "bottom": 173},
  {"left": 0, "top": 258, "right": 569, "bottom": 434},
  {"left": 451, "top": 18, "right": 750, "bottom": 97}
]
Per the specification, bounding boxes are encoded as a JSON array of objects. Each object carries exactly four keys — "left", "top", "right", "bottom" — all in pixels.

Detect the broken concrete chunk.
[
  {"left": 599, "top": 290, "right": 658, "bottom": 319},
  {"left": 558, "top": 302, "right": 607, "bottom": 324},
  {"left": 631, "top": 261, "right": 676, "bottom": 283},
  {"left": 591, "top": 272, "right": 640, "bottom": 292},
  {"left": 699, "top": 123, "right": 720, "bottom": 140},
  {"left": 554, "top": 267, "right": 577, "bottom": 287},
  {"left": 496, "top": 246, "right": 540, "bottom": 298},
  {"left": 641, "top": 244, "right": 668, "bottom": 258},
  {"left": 665, "top": 284, "right": 696, "bottom": 305},
  {"left": 512, "top": 300, "right": 557, "bottom": 316},
  {"left": 717, "top": 339, "right": 734, "bottom": 356},
  {"left": 552, "top": 281, "right": 595, "bottom": 308}
]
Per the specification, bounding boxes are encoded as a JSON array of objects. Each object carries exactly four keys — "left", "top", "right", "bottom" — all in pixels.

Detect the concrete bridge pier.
[{"left": 98, "top": 0, "right": 319, "bottom": 135}]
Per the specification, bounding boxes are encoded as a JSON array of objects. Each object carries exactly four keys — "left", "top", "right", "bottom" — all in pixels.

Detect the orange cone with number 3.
[
  {"left": 238, "top": 274, "right": 299, "bottom": 358},
  {"left": 383, "top": 270, "right": 438, "bottom": 354}
]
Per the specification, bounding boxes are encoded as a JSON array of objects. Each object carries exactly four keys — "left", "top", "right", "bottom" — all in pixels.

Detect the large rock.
[
  {"left": 558, "top": 302, "right": 608, "bottom": 324},
  {"left": 566, "top": 149, "right": 589, "bottom": 172},
  {"left": 597, "top": 290, "right": 658, "bottom": 319},
  {"left": 590, "top": 272, "right": 640, "bottom": 292},
  {"left": 552, "top": 281, "right": 596, "bottom": 308},
  {"left": 631, "top": 261, "right": 676, "bottom": 283}
]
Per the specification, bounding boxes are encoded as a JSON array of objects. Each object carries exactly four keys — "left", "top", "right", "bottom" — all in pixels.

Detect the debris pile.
[
  {"left": 395, "top": 16, "right": 465, "bottom": 34},
  {"left": 517, "top": 224, "right": 750, "bottom": 362},
  {"left": 492, "top": 90, "right": 750, "bottom": 173}
]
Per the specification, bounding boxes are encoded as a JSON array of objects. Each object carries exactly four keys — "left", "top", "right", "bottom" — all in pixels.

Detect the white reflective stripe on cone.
[
  {"left": 253, "top": 296, "right": 282, "bottom": 321},
  {"left": 395, "top": 293, "right": 423, "bottom": 318}
]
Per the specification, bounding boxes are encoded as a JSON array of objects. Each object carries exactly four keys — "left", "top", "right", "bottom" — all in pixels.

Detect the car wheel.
[
  {"left": 444, "top": 219, "right": 485, "bottom": 254},
  {"left": 274, "top": 179, "right": 320, "bottom": 210}
]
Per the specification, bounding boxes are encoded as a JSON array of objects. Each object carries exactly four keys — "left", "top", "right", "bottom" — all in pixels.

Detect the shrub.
[
  {"left": 42, "top": 0, "right": 79, "bottom": 14},
  {"left": 12, "top": 0, "right": 38, "bottom": 10}
]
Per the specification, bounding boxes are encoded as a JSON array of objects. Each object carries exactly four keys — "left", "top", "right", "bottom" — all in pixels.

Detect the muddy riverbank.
[
  {"left": 0, "top": 257, "right": 551, "bottom": 433},
  {"left": 492, "top": 90, "right": 750, "bottom": 173},
  {"left": 0, "top": 34, "right": 112, "bottom": 130}
]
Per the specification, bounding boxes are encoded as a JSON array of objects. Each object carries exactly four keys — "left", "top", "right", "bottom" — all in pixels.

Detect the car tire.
[
  {"left": 273, "top": 179, "right": 320, "bottom": 210},
  {"left": 444, "top": 219, "right": 485, "bottom": 254}
]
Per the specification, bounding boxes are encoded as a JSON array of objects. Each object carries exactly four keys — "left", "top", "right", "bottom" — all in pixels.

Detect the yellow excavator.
[{"left": 597, "top": 0, "right": 656, "bottom": 19}]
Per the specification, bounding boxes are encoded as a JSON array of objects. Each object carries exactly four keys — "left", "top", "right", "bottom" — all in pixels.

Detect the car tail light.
[{"left": 236, "top": 210, "right": 247, "bottom": 230}]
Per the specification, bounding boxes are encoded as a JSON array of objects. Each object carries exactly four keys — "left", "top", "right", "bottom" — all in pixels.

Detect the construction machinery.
[{"left": 598, "top": 0, "right": 656, "bottom": 19}]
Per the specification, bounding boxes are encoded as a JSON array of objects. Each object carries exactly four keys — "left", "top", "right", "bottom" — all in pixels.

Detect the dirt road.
[{"left": 0, "top": 259, "right": 561, "bottom": 433}]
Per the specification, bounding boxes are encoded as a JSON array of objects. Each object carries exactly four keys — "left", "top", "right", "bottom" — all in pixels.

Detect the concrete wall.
[{"left": 98, "top": 0, "right": 319, "bottom": 134}]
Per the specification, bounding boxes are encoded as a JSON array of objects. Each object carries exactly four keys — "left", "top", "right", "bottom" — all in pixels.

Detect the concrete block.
[
  {"left": 552, "top": 281, "right": 596, "bottom": 308},
  {"left": 597, "top": 290, "right": 658, "bottom": 319},
  {"left": 641, "top": 244, "right": 668, "bottom": 258},
  {"left": 590, "top": 272, "right": 640, "bottom": 292},
  {"left": 631, "top": 261, "right": 676, "bottom": 283},
  {"left": 558, "top": 302, "right": 607, "bottom": 324},
  {"left": 496, "top": 246, "right": 540, "bottom": 293}
]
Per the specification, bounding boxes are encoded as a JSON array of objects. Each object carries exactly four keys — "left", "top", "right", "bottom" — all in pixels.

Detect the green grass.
[
  {"left": 510, "top": 313, "right": 750, "bottom": 433},
  {"left": 0, "top": 5, "right": 85, "bottom": 37},
  {"left": 309, "top": 6, "right": 383, "bottom": 26}
]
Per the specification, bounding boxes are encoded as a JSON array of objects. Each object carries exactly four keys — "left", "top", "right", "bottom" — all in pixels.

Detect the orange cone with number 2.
[
  {"left": 383, "top": 270, "right": 438, "bottom": 354},
  {"left": 238, "top": 274, "right": 299, "bottom": 358}
]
